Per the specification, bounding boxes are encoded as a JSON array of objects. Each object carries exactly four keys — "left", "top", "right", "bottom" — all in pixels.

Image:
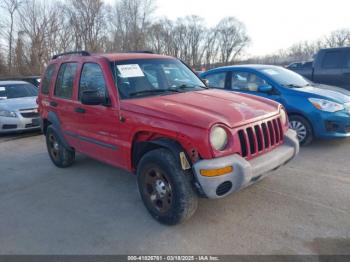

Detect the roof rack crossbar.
[{"left": 52, "top": 51, "right": 90, "bottom": 60}]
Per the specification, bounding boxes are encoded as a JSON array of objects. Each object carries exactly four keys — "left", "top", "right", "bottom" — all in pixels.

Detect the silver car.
[{"left": 0, "top": 80, "right": 40, "bottom": 133}]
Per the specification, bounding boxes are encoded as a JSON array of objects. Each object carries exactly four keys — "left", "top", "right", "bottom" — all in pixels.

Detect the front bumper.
[
  {"left": 0, "top": 115, "right": 40, "bottom": 134},
  {"left": 192, "top": 129, "right": 299, "bottom": 199},
  {"left": 311, "top": 110, "right": 350, "bottom": 139}
]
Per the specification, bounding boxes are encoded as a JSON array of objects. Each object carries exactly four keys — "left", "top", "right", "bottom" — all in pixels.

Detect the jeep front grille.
[{"left": 238, "top": 117, "right": 284, "bottom": 159}]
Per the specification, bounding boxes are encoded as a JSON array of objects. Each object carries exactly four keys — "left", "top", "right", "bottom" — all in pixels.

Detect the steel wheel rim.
[
  {"left": 143, "top": 167, "right": 173, "bottom": 213},
  {"left": 289, "top": 120, "right": 307, "bottom": 142},
  {"left": 48, "top": 133, "right": 60, "bottom": 161}
]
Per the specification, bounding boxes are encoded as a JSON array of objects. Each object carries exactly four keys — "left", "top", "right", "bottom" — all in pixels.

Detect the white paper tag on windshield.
[
  {"left": 0, "top": 87, "right": 5, "bottom": 91},
  {"left": 117, "top": 64, "right": 144, "bottom": 78}
]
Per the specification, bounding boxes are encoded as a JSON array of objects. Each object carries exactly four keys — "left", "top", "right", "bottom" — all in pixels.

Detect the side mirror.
[
  {"left": 258, "top": 85, "right": 273, "bottom": 93},
  {"left": 81, "top": 90, "right": 108, "bottom": 106},
  {"left": 202, "top": 79, "right": 209, "bottom": 86}
]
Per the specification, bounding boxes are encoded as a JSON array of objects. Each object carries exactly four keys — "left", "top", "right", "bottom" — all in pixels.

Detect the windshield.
[
  {"left": 0, "top": 84, "right": 38, "bottom": 99},
  {"left": 260, "top": 67, "right": 310, "bottom": 88},
  {"left": 111, "top": 58, "right": 206, "bottom": 99}
]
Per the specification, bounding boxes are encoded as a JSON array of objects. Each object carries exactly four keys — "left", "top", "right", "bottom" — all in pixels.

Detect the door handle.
[
  {"left": 74, "top": 107, "right": 86, "bottom": 114},
  {"left": 50, "top": 101, "right": 58, "bottom": 107}
]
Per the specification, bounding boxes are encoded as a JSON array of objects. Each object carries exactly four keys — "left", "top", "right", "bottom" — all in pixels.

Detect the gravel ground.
[{"left": 0, "top": 133, "right": 349, "bottom": 255}]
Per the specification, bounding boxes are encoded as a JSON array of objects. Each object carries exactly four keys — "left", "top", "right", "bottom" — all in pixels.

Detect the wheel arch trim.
[
  {"left": 46, "top": 111, "right": 72, "bottom": 150},
  {"left": 132, "top": 137, "right": 191, "bottom": 171}
]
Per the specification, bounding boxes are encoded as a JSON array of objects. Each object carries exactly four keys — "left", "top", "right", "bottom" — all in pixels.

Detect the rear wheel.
[
  {"left": 289, "top": 115, "right": 313, "bottom": 146},
  {"left": 137, "top": 148, "right": 198, "bottom": 225},
  {"left": 46, "top": 126, "right": 75, "bottom": 168}
]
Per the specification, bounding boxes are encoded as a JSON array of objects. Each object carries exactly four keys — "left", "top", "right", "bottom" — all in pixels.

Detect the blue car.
[{"left": 200, "top": 65, "right": 350, "bottom": 145}]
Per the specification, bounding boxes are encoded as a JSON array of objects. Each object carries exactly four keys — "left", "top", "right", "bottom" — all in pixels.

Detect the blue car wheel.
[{"left": 289, "top": 115, "right": 314, "bottom": 146}]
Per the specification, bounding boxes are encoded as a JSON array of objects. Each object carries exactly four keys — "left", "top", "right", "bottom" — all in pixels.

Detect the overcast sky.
[{"left": 106, "top": 0, "right": 349, "bottom": 56}]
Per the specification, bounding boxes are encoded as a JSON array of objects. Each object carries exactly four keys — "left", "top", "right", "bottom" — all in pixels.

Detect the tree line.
[
  {"left": 0, "top": 0, "right": 349, "bottom": 77},
  {"left": 0, "top": 0, "right": 250, "bottom": 76},
  {"left": 244, "top": 28, "right": 350, "bottom": 66}
]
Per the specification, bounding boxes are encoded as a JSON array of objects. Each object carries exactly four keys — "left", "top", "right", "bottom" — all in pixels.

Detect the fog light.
[{"left": 200, "top": 166, "right": 233, "bottom": 177}]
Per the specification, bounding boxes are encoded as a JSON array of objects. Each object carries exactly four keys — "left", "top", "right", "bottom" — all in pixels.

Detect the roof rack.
[
  {"left": 52, "top": 51, "right": 90, "bottom": 60},
  {"left": 127, "top": 50, "right": 154, "bottom": 54}
]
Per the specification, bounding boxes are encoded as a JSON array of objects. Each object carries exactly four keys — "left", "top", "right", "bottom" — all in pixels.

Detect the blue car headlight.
[
  {"left": 345, "top": 103, "right": 350, "bottom": 113},
  {"left": 308, "top": 98, "right": 344, "bottom": 113},
  {"left": 0, "top": 110, "right": 17, "bottom": 118}
]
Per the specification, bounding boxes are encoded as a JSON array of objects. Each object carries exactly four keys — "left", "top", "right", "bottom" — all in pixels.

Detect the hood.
[
  {"left": 295, "top": 84, "right": 350, "bottom": 103},
  {"left": 121, "top": 89, "right": 280, "bottom": 129},
  {"left": 0, "top": 96, "right": 38, "bottom": 111}
]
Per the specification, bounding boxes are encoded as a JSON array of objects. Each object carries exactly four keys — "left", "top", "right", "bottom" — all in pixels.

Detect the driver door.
[{"left": 73, "top": 62, "right": 125, "bottom": 168}]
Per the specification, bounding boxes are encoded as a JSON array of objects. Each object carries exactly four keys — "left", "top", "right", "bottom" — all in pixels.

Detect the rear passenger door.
[{"left": 52, "top": 62, "right": 80, "bottom": 148}]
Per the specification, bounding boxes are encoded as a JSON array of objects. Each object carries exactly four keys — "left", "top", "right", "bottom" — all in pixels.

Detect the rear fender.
[{"left": 47, "top": 112, "right": 72, "bottom": 150}]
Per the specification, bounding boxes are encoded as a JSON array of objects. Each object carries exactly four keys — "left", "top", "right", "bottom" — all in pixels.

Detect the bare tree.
[
  {"left": 66, "top": 0, "right": 107, "bottom": 52},
  {"left": 215, "top": 17, "right": 250, "bottom": 65},
  {"left": 0, "top": 0, "right": 22, "bottom": 73},
  {"left": 324, "top": 29, "right": 350, "bottom": 48},
  {"left": 202, "top": 27, "right": 219, "bottom": 68},
  {"left": 182, "top": 16, "right": 206, "bottom": 66},
  {"left": 147, "top": 20, "right": 169, "bottom": 54},
  {"left": 112, "top": 0, "right": 156, "bottom": 51}
]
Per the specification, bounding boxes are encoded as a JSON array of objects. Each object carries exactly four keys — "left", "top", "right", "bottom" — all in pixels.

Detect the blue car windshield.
[
  {"left": 111, "top": 58, "right": 206, "bottom": 99},
  {"left": 260, "top": 67, "right": 310, "bottom": 88},
  {"left": 0, "top": 84, "right": 38, "bottom": 99}
]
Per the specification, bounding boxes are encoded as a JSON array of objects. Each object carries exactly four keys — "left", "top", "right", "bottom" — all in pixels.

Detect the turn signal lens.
[{"left": 200, "top": 166, "right": 233, "bottom": 177}]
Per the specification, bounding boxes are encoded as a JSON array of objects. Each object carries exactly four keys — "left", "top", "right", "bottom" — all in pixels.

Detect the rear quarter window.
[
  {"left": 41, "top": 64, "right": 56, "bottom": 95},
  {"left": 322, "top": 51, "right": 342, "bottom": 69}
]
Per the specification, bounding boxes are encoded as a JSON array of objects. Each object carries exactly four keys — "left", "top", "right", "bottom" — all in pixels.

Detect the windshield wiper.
[
  {"left": 176, "top": 84, "right": 208, "bottom": 90},
  {"left": 129, "top": 89, "right": 181, "bottom": 97}
]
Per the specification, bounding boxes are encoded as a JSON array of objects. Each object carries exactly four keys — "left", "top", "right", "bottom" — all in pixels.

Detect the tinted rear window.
[
  {"left": 0, "top": 84, "right": 38, "bottom": 99},
  {"left": 41, "top": 64, "right": 56, "bottom": 94},
  {"left": 322, "top": 51, "right": 342, "bottom": 69}
]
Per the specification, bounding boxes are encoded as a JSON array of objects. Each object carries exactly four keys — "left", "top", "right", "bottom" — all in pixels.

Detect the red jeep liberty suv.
[{"left": 38, "top": 51, "right": 299, "bottom": 225}]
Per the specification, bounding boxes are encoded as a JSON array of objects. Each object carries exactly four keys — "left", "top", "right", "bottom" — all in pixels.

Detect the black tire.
[
  {"left": 289, "top": 115, "right": 313, "bottom": 146},
  {"left": 137, "top": 148, "right": 198, "bottom": 225},
  {"left": 46, "top": 126, "right": 75, "bottom": 168}
]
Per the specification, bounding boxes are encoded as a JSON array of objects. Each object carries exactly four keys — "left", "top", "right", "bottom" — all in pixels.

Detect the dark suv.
[{"left": 38, "top": 51, "right": 299, "bottom": 225}]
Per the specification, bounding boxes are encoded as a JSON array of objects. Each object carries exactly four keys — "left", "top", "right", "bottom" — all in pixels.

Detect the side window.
[
  {"left": 54, "top": 63, "right": 77, "bottom": 99},
  {"left": 41, "top": 64, "right": 56, "bottom": 95},
  {"left": 289, "top": 63, "right": 300, "bottom": 69},
  {"left": 79, "top": 63, "right": 107, "bottom": 99},
  {"left": 322, "top": 51, "right": 342, "bottom": 69},
  {"left": 231, "top": 72, "right": 267, "bottom": 92},
  {"left": 205, "top": 72, "right": 226, "bottom": 88}
]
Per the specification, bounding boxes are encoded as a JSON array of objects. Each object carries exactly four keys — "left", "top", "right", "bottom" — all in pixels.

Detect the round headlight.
[
  {"left": 280, "top": 108, "right": 287, "bottom": 126},
  {"left": 210, "top": 126, "right": 228, "bottom": 151}
]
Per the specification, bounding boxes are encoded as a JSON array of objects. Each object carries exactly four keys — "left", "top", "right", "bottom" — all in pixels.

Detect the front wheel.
[
  {"left": 289, "top": 115, "right": 313, "bottom": 146},
  {"left": 137, "top": 148, "right": 198, "bottom": 225}
]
